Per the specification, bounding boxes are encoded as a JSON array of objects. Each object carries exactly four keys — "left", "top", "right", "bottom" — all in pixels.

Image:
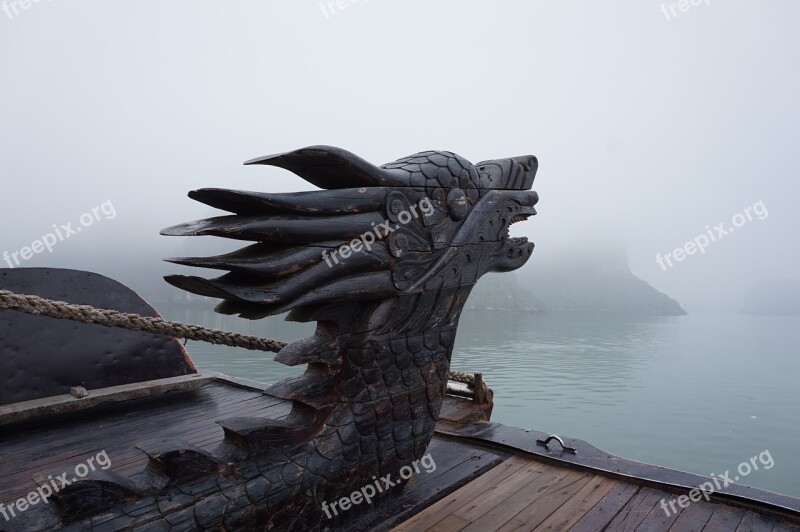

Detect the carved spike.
[
  {"left": 168, "top": 240, "right": 392, "bottom": 281},
  {"left": 32, "top": 470, "right": 142, "bottom": 523},
  {"left": 160, "top": 212, "right": 385, "bottom": 243},
  {"left": 243, "top": 145, "right": 407, "bottom": 190},
  {"left": 274, "top": 333, "right": 343, "bottom": 368},
  {"left": 136, "top": 439, "right": 225, "bottom": 485},
  {"left": 188, "top": 187, "right": 389, "bottom": 215},
  {"left": 166, "top": 242, "right": 330, "bottom": 278},
  {"left": 217, "top": 417, "right": 320, "bottom": 455},
  {"left": 164, "top": 248, "right": 393, "bottom": 310},
  {"left": 163, "top": 274, "right": 243, "bottom": 301},
  {"left": 190, "top": 271, "right": 399, "bottom": 319},
  {"left": 265, "top": 368, "right": 337, "bottom": 409}
]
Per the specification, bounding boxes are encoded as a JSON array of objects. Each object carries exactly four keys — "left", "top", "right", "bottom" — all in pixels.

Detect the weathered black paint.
[{"left": 0, "top": 268, "right": 196, "bottom": 406}]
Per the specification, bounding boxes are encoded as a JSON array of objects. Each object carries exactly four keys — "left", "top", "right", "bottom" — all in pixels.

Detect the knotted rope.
[{"left": 0, "top": 289, "right": 483, "bottom": 390}]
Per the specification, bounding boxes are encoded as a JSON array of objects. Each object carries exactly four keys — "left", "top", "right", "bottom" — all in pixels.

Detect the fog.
[{"left": 2, "top": 1, "right": 798, "bottom": 312}]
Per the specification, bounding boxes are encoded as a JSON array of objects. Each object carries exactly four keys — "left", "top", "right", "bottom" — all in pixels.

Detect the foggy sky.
[{"left": 1, "top": 1, "right": 798, "bottom": 312}]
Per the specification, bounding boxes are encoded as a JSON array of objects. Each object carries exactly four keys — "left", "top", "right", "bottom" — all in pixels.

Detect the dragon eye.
[
  {"left": 446, "top": 189, "right": 468, "bottom": 221},
  {"left": 389, "top": 199, "right": 405, "bottom": 215}
]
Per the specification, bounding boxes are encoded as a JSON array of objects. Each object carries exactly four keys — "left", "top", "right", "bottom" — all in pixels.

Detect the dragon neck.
[{"left": 270, "top": 285, "right": 474, "bottom": 474}]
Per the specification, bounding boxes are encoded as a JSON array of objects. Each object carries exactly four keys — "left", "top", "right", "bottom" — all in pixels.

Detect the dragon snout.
[
  {"left": 511, "top": 155, "right": 538, "bottom": 190},
  {"left": 522, "top": 189, "right": 539, "bottom": 206},
  {"left": 475, "top": 155, "right": 538, "bottom": 191}
]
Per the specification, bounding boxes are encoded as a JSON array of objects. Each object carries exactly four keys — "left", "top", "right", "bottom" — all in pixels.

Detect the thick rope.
[
  {"left": 0, "top": 289, "right": 287, "bottom": 353},
  {"left": 447, "top": 370, "right": 476, "bottom": 386},
  {"left": 447, "top": 370, "right": 490, "bottom": 401},
  {"left": 0, "top": 289, "right": 481, "bottom": 387}
]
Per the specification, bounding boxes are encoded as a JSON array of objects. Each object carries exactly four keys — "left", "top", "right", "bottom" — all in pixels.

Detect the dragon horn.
[{"left": 244, "top": 145, "right": 408, "bottom": 190}]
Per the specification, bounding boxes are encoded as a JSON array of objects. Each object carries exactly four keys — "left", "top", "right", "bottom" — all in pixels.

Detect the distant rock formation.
[
  {"left": 469, "top": 251, "right": 685, "bottom": 314},
  {"left": 742, "top": 278, "right": 800, "bottom": 315},
  {"left": 466, "top": 272, "right": 544, "bottom": 311}
]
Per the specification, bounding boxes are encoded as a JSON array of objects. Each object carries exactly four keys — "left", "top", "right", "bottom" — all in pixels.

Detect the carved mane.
[{"left": 162, "top": 145, "right": 538, "bottom": 318}]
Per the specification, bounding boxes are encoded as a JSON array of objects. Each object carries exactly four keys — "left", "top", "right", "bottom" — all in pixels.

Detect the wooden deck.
[
  {"left": 0, "top": 379, "right": 292, "bottom": 504},
  {"left": 0, "top": 376, "right": 508, "bottom": 531},
  {"left": 393, "top": 454, "right": 800, "bottom": 532},
  {"left": 2, "top": 375, "right": 799, "bottom": 531}
]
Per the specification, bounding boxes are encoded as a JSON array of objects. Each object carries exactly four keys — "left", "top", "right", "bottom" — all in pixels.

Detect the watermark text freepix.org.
[
  {"left": 656, "top": 200, "right": 767, "bottom": 271},
  {"left": 321, "top": 453, "right": 437, "bottom": 519},
  {"left": 661, "top": 0, "right": 710, "bottom": 22},
  {"left": 3, "top": 200, "right": 117, "bottom": 269},
  {"left": 318, "top": 0, "right": 370, "bottom": 19},
  {"left": 660, "top": 449, "right": 774, "bottom": 517},
  {"left": 322, "top": 197, "right": 434, "bottom": 268},
  {"left": 2, "top": 0, "right": 54, "bottom": 20},
  {"left": 0, "top": 450, "right": 112, "bottom": 522}
]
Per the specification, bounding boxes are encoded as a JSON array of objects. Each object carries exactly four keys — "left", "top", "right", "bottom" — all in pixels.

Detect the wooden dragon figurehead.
[{"left": 160, "top": 145, "right": 540, "bottom": 528}]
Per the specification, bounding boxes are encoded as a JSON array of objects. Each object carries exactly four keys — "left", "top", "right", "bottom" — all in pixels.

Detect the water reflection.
[{"left": 453, "top": 312, "right": 671, "bottom": 407}]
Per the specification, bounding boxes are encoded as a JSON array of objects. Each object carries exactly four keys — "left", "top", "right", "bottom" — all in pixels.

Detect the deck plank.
[
  {"left": 494, "top": 471, "right": 594, "bottom": 531},
  {"left": 531, "top": 475, "right": 617, "bottom": 531},
  {"left": 635, "top": 498, "right": 683, "bottom": 532},
  {"left": 703, "top": 504, "right": 746, "bottom": 531},
  {"left": 426, "top": 514, "right": 470, "bottom": 532},
  {"left": 668, "top": 500, "right": 715, "bottom": 531},
  {"left": 772, "top": 519, "right": 800, "bottom": 531},
  {"left": 568, "top": 482, "right": 640, "bottom": 531},
  {"left": 339, "top": 438, "right": 509, "bottom": 531},
  {"left": 737, "top": 510, "right": 782, "bottom": 531},
  {"left": 391, "top": 456, "right": 530, "bottom": 532},
  {"left": 604, "top": 486, "right": 666, "bottom": 531},
  {"left": 460, "top": 465, "right": 577, "bottom": 530},
  {"left": 456, "top": 461, "right": 575, "bottom": 526}
]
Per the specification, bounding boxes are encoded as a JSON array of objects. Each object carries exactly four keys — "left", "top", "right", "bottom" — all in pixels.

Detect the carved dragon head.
[{"left": 162, "top": 146, "right": 539, "bottom": 319}]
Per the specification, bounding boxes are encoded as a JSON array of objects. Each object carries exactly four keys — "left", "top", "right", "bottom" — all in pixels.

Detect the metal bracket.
[{"left": 536, "top": 434, "right": 577, "bottom": 454}]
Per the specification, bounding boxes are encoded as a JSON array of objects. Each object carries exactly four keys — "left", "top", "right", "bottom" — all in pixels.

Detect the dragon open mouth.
[{"left": 502, "top": 209, "right": 535, "bottom": 245}]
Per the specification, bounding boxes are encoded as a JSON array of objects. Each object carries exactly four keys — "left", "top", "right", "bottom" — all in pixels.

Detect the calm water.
[{"left": 162, "top": 306, "right": 800, "bottom": 498}]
